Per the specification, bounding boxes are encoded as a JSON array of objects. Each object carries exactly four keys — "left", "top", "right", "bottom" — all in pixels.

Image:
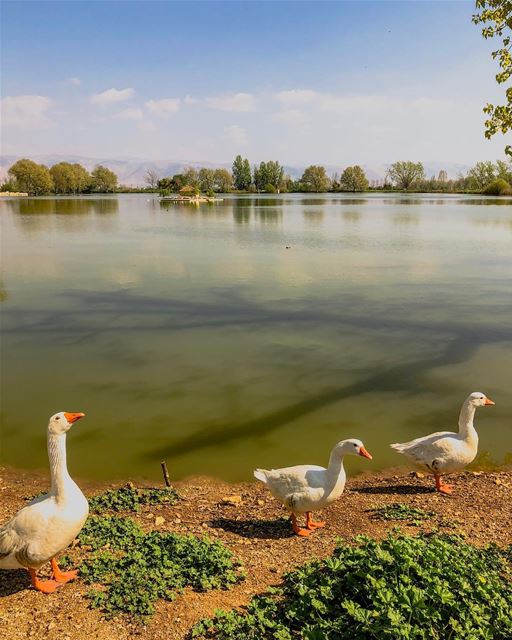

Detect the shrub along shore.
[
  {"left": 0, "top": 466, "right": 511, "bottom": 640},
  {"left": 2, "top": 157, "right": 512, "bottom": 196}
]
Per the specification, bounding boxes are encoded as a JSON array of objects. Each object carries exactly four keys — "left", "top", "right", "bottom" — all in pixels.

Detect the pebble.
[{"left": 155, "top": 516, "right": 165, "bottom": 526}]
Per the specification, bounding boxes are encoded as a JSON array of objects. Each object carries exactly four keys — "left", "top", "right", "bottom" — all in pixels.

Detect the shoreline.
[{"left": 1, "top": 466, "right": 511, "bottom": 640}]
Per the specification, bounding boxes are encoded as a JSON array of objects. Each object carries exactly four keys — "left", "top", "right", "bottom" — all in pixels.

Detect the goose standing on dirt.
[
  {"left": 0, "top": 412, "right": 88, "bottom": 593},
  {"left": 254, "top": 439, "right": 372, "bottom": 536},
  {"left": 390, "top": 392, "right": 495, "bottom": 494}
]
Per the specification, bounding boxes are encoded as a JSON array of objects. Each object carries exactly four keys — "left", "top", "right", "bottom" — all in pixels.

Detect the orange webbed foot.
[
  {"left": 438, "top": 484, "right": 453, "bottom": 495},
  {"left": 51, "top": 558, "right": 78, "bottom": 583},
  {"left": 308, "top": 520, "right": 326, "bottom": 529},
  {"left": 29, "top": 569, "right": 62, "bottom": 594}
]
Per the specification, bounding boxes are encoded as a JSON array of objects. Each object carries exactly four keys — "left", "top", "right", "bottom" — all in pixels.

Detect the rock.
[
  {"left": 155, "top": 516, "right": 165, "bottom": 526},
  {"left": 411, "top": 471, "right": 425, "bottom": 479},
  {"left": 221, "top": 495, "right": 243, "bottom": 506},
  {"left": 257, "top": 499, "right": 265, "bottom": 506}
]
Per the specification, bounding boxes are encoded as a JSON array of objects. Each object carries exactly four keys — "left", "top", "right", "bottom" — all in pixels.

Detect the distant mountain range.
[{"left": 0, "top": 154, "right": 472, "bottom": 187}]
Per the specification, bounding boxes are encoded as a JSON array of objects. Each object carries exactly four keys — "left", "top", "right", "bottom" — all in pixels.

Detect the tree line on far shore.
[
  {"left": 2, "top": 156, "right": 512, "bottom": 196},
  {"left": 1, "top": 159, "right": 118, "bottom": 196}
]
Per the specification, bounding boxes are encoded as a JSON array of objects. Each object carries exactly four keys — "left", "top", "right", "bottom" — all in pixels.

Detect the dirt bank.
[{"left": 1, "top": 466, "right": 511, "bottom": 640}]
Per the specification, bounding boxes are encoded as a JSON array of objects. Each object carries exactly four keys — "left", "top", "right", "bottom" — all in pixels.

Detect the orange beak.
[
  {"left": 484, "top": 397, "right": 495, "bottom": 406},
  {"left": 64, "top": 412, "right": 85, "bottom": 424},
  {"left": 359, "top": 446, "right": 373, "bottom": 460}
]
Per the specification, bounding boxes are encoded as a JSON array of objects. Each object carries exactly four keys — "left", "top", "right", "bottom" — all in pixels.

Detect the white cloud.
[
  {"left": 273, "top": 109, "right": 309, "bottom": 127},
  {"left": 206, "top": 92, "right": 256, "bottom": 112},
  {"left": 90, "top": 87, "right": 134, "bottom": 105},
  {"left": 145, "top": 98, "right": 180, "bottom": 117},
  {"left": 224, "top": 125, "right": 248, "bottom": 146},
  {"left": 0, "top": 95, "right": 53, "bottom": 129},
  {"left": 66, "top": 77, "right": 81, "bottom": 86},
  {"left": 184, "top": 94, "right": 198, "bottom": 105},
  {"left": 274, "top": 89, "right": 317, "bottom": 105},
  {"left": 113, "top": 107, "right": 144, "bottom": 120},
  {"left": 139, "top": 120, "right": 157, "bottom": 132}
]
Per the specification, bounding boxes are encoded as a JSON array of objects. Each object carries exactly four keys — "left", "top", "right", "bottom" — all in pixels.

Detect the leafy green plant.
[
  {"left": 69, "top": 515, "right": 242, "bottom": 618},
  {"left": 88, "top": 484, "right": 179, "bottom": 513},
  {"left": 369, "top": 502, "right": 434, "bottom": 524},
  {"left": 192, "top": 533, "right": 512, "bottom": 639}
]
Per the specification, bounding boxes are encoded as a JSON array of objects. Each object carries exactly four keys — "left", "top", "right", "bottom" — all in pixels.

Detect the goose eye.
[{"left": 55, "top": 416, "right": 60, "bottom": 420}]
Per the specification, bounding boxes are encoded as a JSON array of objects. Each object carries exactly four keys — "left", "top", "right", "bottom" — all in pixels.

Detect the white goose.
[
  {"left": 390, "top": 392, "right": 495, "bottom": 494},
  {"left": 254, "top": 439, "right": 372, "bottom": 536},
  {"left": 0, "top": 411, "right": 89, "bottom": 593}
]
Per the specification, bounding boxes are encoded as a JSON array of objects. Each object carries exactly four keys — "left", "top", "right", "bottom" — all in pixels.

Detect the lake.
[{"left": 1, "top": 193, "right": 511, "bottom": 482}]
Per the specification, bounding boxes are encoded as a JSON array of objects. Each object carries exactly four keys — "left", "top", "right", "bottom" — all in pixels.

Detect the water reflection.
[
  {"left": 6, "top": 197, "right": 119, "bottom": 216},
  {"left": 1, "top": 193, "right": 511, "bottom": 481}
]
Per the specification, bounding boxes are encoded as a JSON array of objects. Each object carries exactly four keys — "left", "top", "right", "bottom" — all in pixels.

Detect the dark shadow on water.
[
  {"left": 354, "top": 484, "right": 433, "bottom": 495},
  {"left": 0, "top": 569, "right": 30, "bottom": 596},
  {"left": 211, "top": 517, "right": 293, "bottom": 539}
]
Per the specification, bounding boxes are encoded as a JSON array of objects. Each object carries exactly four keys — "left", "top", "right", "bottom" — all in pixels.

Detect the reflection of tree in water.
[
  {"left": 342, "top": 210, "right": 361, "bottom": 223},
  {"left": 392, "top": 212, "right": 420, "bottom": 226},
  {"left": 232, "top": 197, "right": 252, "bottom": 224},
  {"left": 6, "top": 198, "right": 119, "bottom": 216},
  {"left": 304, "top": 210, "right": 324, "bottom": 224},
  {"left": 254, "top": 206, "right": 283, "bottom": 224}
]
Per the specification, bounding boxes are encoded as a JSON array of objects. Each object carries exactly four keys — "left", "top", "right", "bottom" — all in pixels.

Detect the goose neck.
[
  {"left": 48, "top": 432, "right": 72, "bottom": 498},
  {"left": 458, "top": 403, "right": 476, "bottom": 437}
]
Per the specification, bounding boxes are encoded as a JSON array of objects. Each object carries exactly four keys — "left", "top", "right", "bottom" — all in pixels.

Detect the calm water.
[{"left": 1, "top": 193, "right": 511, "bottom": 481}]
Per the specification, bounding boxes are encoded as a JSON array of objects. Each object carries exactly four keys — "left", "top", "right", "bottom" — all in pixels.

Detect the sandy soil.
[{"left": 1, "top": 466, "right": 511, "bottom": 640}]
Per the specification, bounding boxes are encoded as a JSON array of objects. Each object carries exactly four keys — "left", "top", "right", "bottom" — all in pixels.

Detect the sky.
[{"left": 1, "top": 0, "right": 510, "bottom": 166}]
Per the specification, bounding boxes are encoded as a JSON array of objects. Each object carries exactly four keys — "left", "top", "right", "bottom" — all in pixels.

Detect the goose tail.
[{"left": 253, "top": 469, "right": 269, "bottom": 483}]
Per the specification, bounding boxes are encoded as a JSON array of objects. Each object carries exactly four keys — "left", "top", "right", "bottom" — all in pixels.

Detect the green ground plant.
[
  {"left": 88, "top": 484, "right": 179, "bottom": 513},
  {"left": 370, "top": 503, "right": 434, "bottom": 524},
  {"left": 192, "top": 533, "right": 512, "bottom": 640},
  {"left": 64, "top": 515, "right": 243, "bottom": 618}
]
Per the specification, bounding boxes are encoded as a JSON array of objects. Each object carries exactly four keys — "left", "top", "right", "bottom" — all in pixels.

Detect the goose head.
[
  {"left": 48, "top": 411, "right": 85, "bottom": 435},
  {"left": 467, "top": 392, "right": 495, "bottom": 408},
  {"left": 332, "top": 438, "right": 373, "bottom": 460}
]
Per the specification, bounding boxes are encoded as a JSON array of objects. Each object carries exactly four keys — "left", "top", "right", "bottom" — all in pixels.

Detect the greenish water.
[{"left": 1, "top": 193, "right": 511, "bottom": 481}]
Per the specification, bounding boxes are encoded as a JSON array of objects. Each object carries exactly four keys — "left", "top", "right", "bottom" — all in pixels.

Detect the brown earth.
[{"left": 1, "top": 466, "right": 511, "bottom": 640}]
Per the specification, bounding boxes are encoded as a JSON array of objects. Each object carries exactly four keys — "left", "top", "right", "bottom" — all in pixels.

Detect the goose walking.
[
  {"left": 390, "top": 392, "right": 495, "bottom": 494},
  {"left": 254, "top": 439, "right": 372, "bottom": 536},
  {"left": 0, "top": 412, "right": 88, "bottom": 593}
]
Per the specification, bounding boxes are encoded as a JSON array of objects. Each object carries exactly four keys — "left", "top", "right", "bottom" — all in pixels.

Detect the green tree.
[
  {"left": 299, "top": 165, "right": 331, "bottom": 192},
  {"left": 387, "top": 161, "right": 425, "bottom": 189},
  {"left": 232, "top": 155, "right": 252, "bottom": 190},
  {"left": 254, "top": 160, "right": 284, "bottom": 192},
  {"left": 8, "top": 159, "right": 54, "bottom": 195},
  {"left": 340, "top": 165, "right": 369, "bottom": 192},
  {"left": 198, "top": 168, "right": 216, "bottom": 193},
  {"left": 72, "top": 164, "right": 91, "bottom": 193},
  {"left": 50, "top": 162, "right": 76, "bottom": 194},
  {"left": 472, "top": 1, "right": 512, "bottom": 157},
  {"left": 466, "top": 160, "right": 497, "bottom": 189},
  {"left": 496, "top": 158, "right": 512, "bottom": 181},
  {"left": 214, "top": 168, "right": 233, "bottom": 192},
  {"left": 91, "top": 165, "right": 118, "bottom": 192}
]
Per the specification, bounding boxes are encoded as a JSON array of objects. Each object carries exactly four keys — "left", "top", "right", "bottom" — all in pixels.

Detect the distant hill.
[{"left": 0, "top": 155, "right": 471, "bottom": 187}]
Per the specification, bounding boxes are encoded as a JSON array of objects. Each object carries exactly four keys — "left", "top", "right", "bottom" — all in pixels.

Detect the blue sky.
[{"left": 1, "top": 0, "right": 509, "bottom": 165}]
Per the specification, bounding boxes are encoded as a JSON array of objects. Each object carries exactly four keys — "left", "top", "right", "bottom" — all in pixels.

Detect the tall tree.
[
  {"left": 8, "top": 159, "right": 54, "bottom": 195},
  {"left": 387, "top": 161, "right": 425, "bottom": 189},
  {"left": 50, "top": 162, "right": 77, "bottom": 194},
  {"left": 182, "top": 167, "right": 199, "bottom": 188},
  {"left": 198, "top": 168, "right": 216, "bottom": 193},
  {"left": 472, "top": 1, "right": 512, "bottom": 157},
  {"left": 466, "top": 160, "right": 498, "bottom": 189},
  {"left": 214, "top": 168, "right": 233, "bottom": 192},
  {"left": 91, "top": 165, "right": 118, "bottom": 192},
  {"left": 300, "top": 165, "right": 331, "bottom": 192},
  {"left": 340, "top": 166, "right": 369, "bottom": 192},
  {"left": 72, "top": 164, "right": 91, "bottom": 192},
  {"left": 232, "top": 155, "right": 252, "bottom": 190},
  {"left": 144, "top": 168, "right": 159, "bottom": 189}
]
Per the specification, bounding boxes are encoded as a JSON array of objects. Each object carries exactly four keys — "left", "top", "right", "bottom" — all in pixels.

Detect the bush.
[
  {"left": 483, "top": 178, "right": 512, "bottom": 195},
  {"left": 264, "top": 183, "right": 277, "bottom": 193},
  {"left": 192, "top": 533, "right": 512, "bottom": 640},
  {"left": 70, "top": 515, "right": 243, "bottom": 618}
]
